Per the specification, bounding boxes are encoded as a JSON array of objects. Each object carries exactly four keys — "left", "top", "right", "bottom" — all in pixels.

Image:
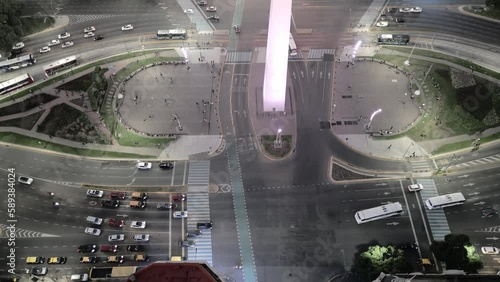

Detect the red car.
[
  {"left": 109, "top": 218, "right": 124, "bottom": 228},
  {"left": 171, "top": 194, "right": 186, "bottom": 202},
  {"left": 110, "top": 192, "right": 126, "bottom": 200},
  {"left": 100, "top": 245, "right": 118, "bottom": 253}
]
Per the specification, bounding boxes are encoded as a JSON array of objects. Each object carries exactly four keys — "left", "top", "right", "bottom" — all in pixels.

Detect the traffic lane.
[
  {"left": 435, "top": 169, "right": 500, "bottom": 196},
  {"left": 446, "top": 197, "right": 500, "bottom": 231}
]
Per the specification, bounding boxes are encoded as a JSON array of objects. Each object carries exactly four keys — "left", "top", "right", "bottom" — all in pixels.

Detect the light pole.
[
  {"left": 274, "top": 128, "right": 283, "bottom": 149},
  {"left": 405, "top": 34, "right": 421, "bottom": 65},
  {"left": 365, "top": 109, "right": 382, "bottom": 130},
  {"left": 403, "top": 142, "right": 414, "bottom": 158}
]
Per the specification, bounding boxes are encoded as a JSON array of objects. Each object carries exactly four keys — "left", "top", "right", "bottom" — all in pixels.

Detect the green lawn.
[
  {"left": 20, "top": 16, "right": 56, "bottom": 36},
  {"left": 57, "top": 72, "right": 96, "bottom": 92},
  {"left": 0, "top": 132, "right": 152, "bottom": 158},
  {"left": 261, "top": 135, "right": 292, "bottom": 157},
  {"left": 432, "top": 132, "right": 500, "bottom": 155},
  {"left": 0, "top": 111, "right": 44, "bottom": 130},
  {"left": 464, "top": 6, "right": 500, "bottom": 20},
  {"left": 0, "top": 93, "right": 57, "bottom": 115}
]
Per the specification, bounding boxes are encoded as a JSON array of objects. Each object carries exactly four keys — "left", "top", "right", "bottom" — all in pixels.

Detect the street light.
[
  {"left": 366, "top": 109, "right": 382, "bottom": 130},
  {"left": 405, "top": 34, "right": 421, "bottom": 65},
  {"left": 274, "top": 128, "right": 282, "bottom": 149}
]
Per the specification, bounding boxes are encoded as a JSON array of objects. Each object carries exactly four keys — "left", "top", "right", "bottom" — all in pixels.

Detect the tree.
[
  {"left": 486, "top": 0, "right": 500, "bottom": 8},
  {"left": 352, "top": 245, "right": 412, "bottom": 281},
  {"left": 0, "top": 0, "right": 25, "bottom": 52},
  {"left": 87, "top": 67, "right": 108, "bottom": 111},
  {"left": 430, "top": 234, "right": 483, "bottom": 273}
]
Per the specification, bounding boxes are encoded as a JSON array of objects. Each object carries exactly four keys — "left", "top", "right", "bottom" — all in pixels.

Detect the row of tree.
[{"left": 0, "top": 0, "right": 25, "bottom": 53}]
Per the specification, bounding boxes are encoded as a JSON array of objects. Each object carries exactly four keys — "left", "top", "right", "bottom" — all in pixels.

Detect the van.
[
  {"left": 131, "top": 192, "right": 147, "bottom": 200},
  {"left": 26, "top": 256, "right": 45, "bottom": 264},
  {"left": 86, "top": 216, "right": 103, "bottom": 225},
  {"left": 130, "top": 200, "right": 146, "bottom": 209},
  {"left": 70, "top": 274, "right": 89, "bottom": 281}
]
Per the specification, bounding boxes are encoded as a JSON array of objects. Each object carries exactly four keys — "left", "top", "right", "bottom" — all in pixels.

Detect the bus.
[
  {"left": 0, "top": 73, "right": 34, "bottom": 95},
  {"left": 157, "top": 29, "right": 187, "bottom": 40},
  {"left": 355, "top": 202, "right": 403, "bottom": 224},
  {"left": 0, "top": 54, "right": 36, "bottom": 72},
  {"left": 425, "top": 192, "right": 465, "bottom": 210},
  {"left": 289, "top": 33, "right": 298, "bottom": 56},
  {"left": 43, "top": 56, "right": 78, "bottom": 76},
  {"left": 377, "top": 34, "right": 410, "bottom": 45}
]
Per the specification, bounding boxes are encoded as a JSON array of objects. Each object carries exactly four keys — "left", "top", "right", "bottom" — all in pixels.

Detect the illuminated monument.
[{"left": 263, "top": 0, "right": 292, "bottom": 112}]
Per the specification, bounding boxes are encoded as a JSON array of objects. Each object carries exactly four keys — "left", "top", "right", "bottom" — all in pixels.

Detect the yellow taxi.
[{"left": 48, "top": 257, "right": 67, "bottom": 264}]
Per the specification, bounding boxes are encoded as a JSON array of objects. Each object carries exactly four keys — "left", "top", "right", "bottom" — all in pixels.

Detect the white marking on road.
[
  {"left": 171, "top": 162, "right": 176, "bottom": 186},
  {"left": 182, "top": 161, "right": 187, "bottom": 186}
]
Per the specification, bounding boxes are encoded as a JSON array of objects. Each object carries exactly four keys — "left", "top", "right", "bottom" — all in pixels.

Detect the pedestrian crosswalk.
[
  {"left": 307, "top": 49, "right": 336, "bottom": 59},
  {"left": 418, "top": 179, "right": 451, "bottom": 241},
  {"left": 289, "top": 50, "right": 304, "bottom": 60},
  {"left": 453, "top": 154, "right": 500, "bottom": 168},
  {"left": 226, "top": 52, "right": 253, "bottom": 63},
  {"left": 186, "top": 161, "right": 213, "bottom": 265},
  {"left": 410, "top": 159, "right": 433, "bottom": 172}
]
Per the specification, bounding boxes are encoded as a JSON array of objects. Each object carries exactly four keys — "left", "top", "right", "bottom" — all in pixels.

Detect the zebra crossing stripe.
[
  {"left": 307, "top": 49, "right": 336, "bottom": 59},
  {"left": 418, "top": 180, "right": 452, "bottom": 241},
  {"left": 226, "top": 52, "right": 252, "bottom": 63}
]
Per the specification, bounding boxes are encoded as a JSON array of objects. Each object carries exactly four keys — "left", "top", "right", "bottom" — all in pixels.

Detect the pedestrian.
[
  {"left": 49, "top": 135, "right": 52, "bottom": 139},
  {"left": 390, "top": 126, "right": 393, "bottom": 130},
  {"left": 347, "top": 85, "right": 351, "bottom": 90},
  {"left": 39, "top": 106, "right": 42, "bottom": 109},
  {"left": 160, "top": 73, "right": 163, "bottom": 77},
  {"left": 388, "top": 145, "right": 392, "bottom": 149},
  {"left": 203, "top": 110, "right": 206, "bottom": 113},
  {"left": 196, "top": 102, "right": 199, "bottom": 105}
]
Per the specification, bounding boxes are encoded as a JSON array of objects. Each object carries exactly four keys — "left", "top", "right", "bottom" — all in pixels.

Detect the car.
[
  {"left": 184, "top": 8, "right": 193, "bottom": 13},
  {"left": 481, "top": 246, "right": 499, "bottom": 255},
  {"left": 410, "top": 7, "right": 422, "bottom": 13},
  {"left": 84, "top": 32, "right": 95, "bottom": 38},
  {"left": 133, "top": 234, "right": 150, "bottom": 242},
  {"left": 173, "top": 211, "right": 188, "bottom": 218},
  {"left": 84, "top": 227, "right": 101, "bottom": 236},
  {"left": 159, "top": 162, "right": 174, "bottom": 170},
  {"left": 137, "top": 162, "right": 152, "bottom": 170},
  {"left": 106, "top": 255, "right": 124, "bottom": 263},
  {"left": 70, "top": 274, "right": 89, "bottom": 281},
  {"left": 397, "top": 242, "right": 418, "bottom": 250},
  {"left": 18, "top": 176, "right": 33, "bottom": 185},
  {"left": 376, "top": 21, "right": 388, "bottom": 27},
  {"left": 171, "top": 194, "right": 186, "bottom": 202},
  {"left": 48, "top": 257, "right": 67, "bottom": 264},
  {"left": 77, "top": 244, "right": 97, "bottom": 253},
  {"left": 131, "top": 192, "right": 148, "bottom": 200},
  {"left": 134, "top": 254, "right": 150, "bottom": 262},
  {"left": 39, "top": 46, "right": 51, "bottom": 53},
  {"left": 407, "top": 184, "right": 423, "bottom": 192},
  {"left": 482, "top": 208, "right": 497, "bottom": 218},
  {"left": 157, "top": 202, "right": 176, "bottom": 210},
  {"left": 108, "top": 234, "right": 125, "bottom": 242},
  {"left": 197, "top": 221, "right": 213, "bottom": 230},
  {"left": 386, "top": 8, "right": 398, "bottom": 13},
  {"left": 84, "top": 26, "right": 96, "bottom": 32},
  {"left": 130, "top": 200, "right": 147, "bottom": 209},
  {"left": 121, "top": 24, "right": 134, "bottom": 31},
  {"left": 399, "top": 7, "right": 411, "bottom": 13},
  {"left": 58, "top": 32, "right": 70, "bottom": 39},
  {"left": 131, "top": 221, "right": 146, "bottom": 229},
  {"left": 26, "top": 257, "right": 45, "bottom": 264},
  {"left": 108, "top": 218, "right": 124, "bottom": 228},
  {"left": 206, "top": 6, "right": 216, "bottom": 12},
  {"left": 80, "top": 256, "right": 98, "bottom": 263},
  {"left": 395, "top": 17, "right": 405, "bottom": 23},
  {"left": 86, "top": 216, "right": 103, "bottom": 226},
  {"left": 94, "top": 35, "right": 104, "bottom": 41},
  {"left": 87, "top": 189, "right": 104, "bottom": 197},
  {"left": 61, "top": 41, "right": 74, "bottom": 48},
  {"left": 187, "top": 230, "right": 202, "bottom": 238},
  {"left": 99, "top": 245, "right": 118, "bottom": 253},
  {"left": 31, "top": 267, "right": 47, "bottom": 276},
  {"left": 48, "top": 39, "right": 60, "bottom": 46},
  {"left": 179, "top": 240, "right": 196, "bottom": 248},
  {"left": 110, "top": 192, "right": 126, "bottom": 200},
  {"left": 12, "top": 42, "right": 25, "bottom": 50},
  {"left": 379, "top": 16, "right": 393, "bottom": 21},
  {"left": 208, "top": 15, "right": 220, "bottom": 22},
  {"left": 101, "top": 200, "right": 120, "bottom": 208},
  {"left": 197, "top": 0, "right": 207, "bottom": 6},
  {"left": 127, "top": 245, "right": 145, "bottom": 252}
]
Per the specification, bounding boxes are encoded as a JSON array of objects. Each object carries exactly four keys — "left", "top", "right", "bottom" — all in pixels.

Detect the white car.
[
  {"left": 399, "top": 7, "right": 411, "bottom": 13},
  {"left": 184, "top": 9, "right": 193, "bottom": 13},
  {"left": 18, "top": 176, "right": 33, "bottom": 185},
  {"left": 481, "top": 246, "right": 499, "bottom": 255},
  {"left": 206, "top": 6, "right": 216, "bottom": 12},
  {"left": 58, "top": 32, "right": 70, "bottom": 39},
  {"left": 137, "top": 162, "right": 152, "bottom": 170},
  {"left": 408, "top": 184, "right": 423, "bottom": 192},
  {"left": 87, "top": 189, "right": 104, "bottom": 198},
  {"left": 108, "top": 234, "right": 125, "bottom": 242},
  {"left": 61, "top": 41, "right": 74, "bottom": 48},
  {"left": 410, "top": 7, "right": 422, "bottom": 13},
  {"left": 84, "top": 227, "right": 101, "bottom": 236},
  {"left": 84, "top": 26, "right": 96, "bottom": 33},
  {"left": 173, "top": 211, "right": 188, "bottom": 218},
  {"left": 12, "top": 42, "right": 25, "bottom": 49},
  {"left": 39, "top": 46, "right": 51, "bottom": 53},
  {"left": 84, "top": 32, "right": 95, "bottom": 38},
  {"left": 131, "top": 221, "right": 146, "bottom": 229},
  {"left": 376, "top": 21, "right": 388, "bottom": 27},
  {"left": 133, "top": 234, "right": 150, "bottom": 242},
  {"left": 121, "top": 24, "right": 134, "bottom": 31},
  {"left": 48, "top": 39, "right": 60, "bottom": 46}
]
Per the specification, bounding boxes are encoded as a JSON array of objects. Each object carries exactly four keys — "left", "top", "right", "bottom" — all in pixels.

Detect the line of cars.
[{"left": 376, "top": 6, "right": 422, "bottom": 27}]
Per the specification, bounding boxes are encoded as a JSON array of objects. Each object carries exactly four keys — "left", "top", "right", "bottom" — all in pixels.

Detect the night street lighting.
[
  {"left": 274, "top": 128, "right": 282, "bottom": 149},
  {"left": 366, "top": 109, "right": 382, "bottom": 130}
]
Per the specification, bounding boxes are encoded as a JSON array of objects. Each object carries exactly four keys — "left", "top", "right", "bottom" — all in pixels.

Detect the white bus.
[
  {"left": 43, "top": 56, "right": 78, "bottom": 76},
  {"left": 425, "top": 192, "right": 465, "bottom": 210},
  {"left": 0, "top": 73, "right": 34, "bottom": 95},
  {"left": 355, "top": 202, "right": 403, "bottom": 224},
  {"left": 289, "top": 33, "right": 298, "bottom": 56},
  {"left": 156, "top": 29, "right": 187, "bottom": 40}
]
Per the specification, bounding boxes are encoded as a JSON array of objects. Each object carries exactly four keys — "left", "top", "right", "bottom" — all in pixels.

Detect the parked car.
[
  {"left": 84, "top": 227, "right": 101, "bottom": 236},
  {"left": 18, "top": 176, "right": 33, "bottom": 185},
  {"left": 121, "top": 24, "right": 134, "bottom": 31},
  {"left": 48, "top": 39, "right": 60, "bottom": 46},
  {"left": 84, "top": 26, "right": 96, "bottom": 32},
  {"left": 58, "top": 32, "right": 70, "bottom": 39},
  {"left": 86, "top": 189, "right": 103, "bottom": 198}
]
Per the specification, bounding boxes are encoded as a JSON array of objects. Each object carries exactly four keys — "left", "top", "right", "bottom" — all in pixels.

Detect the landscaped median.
[
  {"left": 371, "top": 47, "right": 500, "bottom": 155},
  {"left": 81, "top": 184, "right": 187, "bottom": 193},
  {"left": 260, "top": 134, "right": 293, "bottom": 158}
]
